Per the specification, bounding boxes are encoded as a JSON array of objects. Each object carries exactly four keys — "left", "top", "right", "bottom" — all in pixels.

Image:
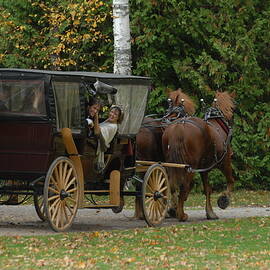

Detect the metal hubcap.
[
  {"left": 60, "top": 189, "right": 70, "bottom": 200},
  {"left": 153, "top": 191, "right": 163, "bottom": 201}
]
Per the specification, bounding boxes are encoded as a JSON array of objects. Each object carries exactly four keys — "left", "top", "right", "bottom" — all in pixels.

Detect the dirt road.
[{"left": 0, "top": 205, "right": 269, "bottom": 236}]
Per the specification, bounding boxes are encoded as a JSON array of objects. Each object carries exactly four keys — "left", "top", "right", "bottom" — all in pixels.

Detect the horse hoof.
[
  {"left": 179, "top": 213, "right": 188, "bottom": 222},
  {"left": 217, "top": 195, "right": 230, "bottom": 209},
  {"left": 206, "top": 213, "right": 219, "bottom": 220},
  {"left": 167, "top": 208, "right": 177, "bottom": 218}
]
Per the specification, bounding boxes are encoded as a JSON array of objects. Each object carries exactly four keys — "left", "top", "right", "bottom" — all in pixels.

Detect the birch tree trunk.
[{"left": 113, "top": 0, "right": 132, "bottom": 75}]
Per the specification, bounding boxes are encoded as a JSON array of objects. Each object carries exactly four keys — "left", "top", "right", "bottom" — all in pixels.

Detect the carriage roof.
[
  {"left": 0, "top": 68, "right": 150, "bottom": 84},
  {"left": 0, "top": 68, "right": 151, "bottom": 136}
]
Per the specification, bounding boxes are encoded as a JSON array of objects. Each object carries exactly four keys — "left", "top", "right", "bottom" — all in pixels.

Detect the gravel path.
[{"left": 0, "top": 205, "right": 269, "bottom": 236}]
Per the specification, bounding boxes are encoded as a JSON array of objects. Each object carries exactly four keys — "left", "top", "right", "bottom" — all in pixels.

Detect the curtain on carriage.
[
  {"left": 113, "top": 83, "right": 149, "bottom": 136},
  {"left": 52, "top": 81, "right": 81, "bottom": 132}
]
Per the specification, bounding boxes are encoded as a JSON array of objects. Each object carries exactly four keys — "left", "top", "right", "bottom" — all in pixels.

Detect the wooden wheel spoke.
[
  {"left": 48, "top": 194, "right": 60, "bottom": 202},
  {"left": 149, "top": 175, "right": 156, "bottom": 189},
  {"left": 64, "top": 168, "right": 73, "bottom": 187},
  {"left": 62, "top": 162, "right": 68, "bottom": 185},
  {"left": 62, "top": 201, "right": 69, "bottom": 222},
  {"left": 65, "top": 200, "right": 75, "bottom": 215},
  {"left": 157, "top": 197, "right": 166, "bottom": 209},
  {"left": 157, "top": 170, "right": 163, "bottom": 183},
  {"left": 147, "top": 200, "right": 154, "bottom": 219},
  {"left": 159, "top": 186, "right": 168, "bottom": 193},
  {"left": 55, "top": 203, "right": 62, "bottom": 228},
  {"left": 50, "top": 200, "right": 61, "bottom": 221},
  {"left": 53, "top": 166, "right": 61, "bottom": 188},
  {"left": 49, "top": 197, "right": 60, "bottom": 211},
  {"left": 155, "top": 202, "right": 161, "bottom": 221},
  {"left": 48, "top": 186, "right": 60, "bottom": 195},
  {"left": 145, "top": 196, "right": 154, "bottom": 205},
  {"left": 158, "top": 177, "right": 166, "bottom": 190},
  {"left": 65, "top": 177, "right": 76, "bottom": 190},
  {"left": 59, "top": 162, "right": 63, "bottom": 188},
  {"left": 66, "top": 196, "right": 76, "bottom": 205},
  {"left": 155, "top": 202, "right": 162, "bottom": 217},
  {"left": 50, "top": 176, "right": 60, "bottom": 191},
  {"left": 60, "top": 203, "right": 65, "bottom": 228},
  {"left": 66, "top": 187, "right": 77, "bottom": 194},
  {"left": 146, "top": 183, "right": 155, "bottom": 194},
  {"left": 145, "top": 192, "right": 153, "bottom": 198}
]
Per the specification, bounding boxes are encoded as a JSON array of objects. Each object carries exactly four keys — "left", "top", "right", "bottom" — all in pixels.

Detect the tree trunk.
[{"left": 113, "top": 0, "right": 131, "bottom": 75}]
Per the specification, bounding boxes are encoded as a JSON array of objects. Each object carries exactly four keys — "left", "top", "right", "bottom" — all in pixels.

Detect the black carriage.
[{"left": 0, "top": 68, "right": 170, "bottom": 231}]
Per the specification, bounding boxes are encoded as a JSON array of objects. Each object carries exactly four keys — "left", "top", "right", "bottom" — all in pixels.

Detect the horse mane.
[
  {"left": 168, "top": 89, "right": 196, "bottom": 115},
  {"left": 213, "top": 91, "right": 235, "bottom": 120}
]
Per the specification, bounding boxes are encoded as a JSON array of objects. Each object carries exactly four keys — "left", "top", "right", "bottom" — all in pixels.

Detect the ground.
[{"left": 0, "top": 205, "right": 269, "bottom": 236}]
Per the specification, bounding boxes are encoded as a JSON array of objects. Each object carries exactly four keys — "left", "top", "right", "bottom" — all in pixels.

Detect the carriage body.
[{"left": 0, "top": 68, "right": 156, "bottom": 231}]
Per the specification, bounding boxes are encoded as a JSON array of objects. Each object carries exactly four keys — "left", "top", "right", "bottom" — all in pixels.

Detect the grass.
[
  {"left": 0, "top": 190, "right": 269, "bottom": 269},
  {"left": 123, "top": 189, "right": 270, "bottom": 210},
  {"left": 0, "top": 217, "right": 269, "bottom": 269}
]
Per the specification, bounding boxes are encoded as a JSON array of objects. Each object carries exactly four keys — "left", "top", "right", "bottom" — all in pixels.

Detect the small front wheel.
[
  {"left": 142, "top": 164, "right": 170, "bottom": 226},
  {"left": 44, "top": 157, "right": 80, "bottom": 232}
]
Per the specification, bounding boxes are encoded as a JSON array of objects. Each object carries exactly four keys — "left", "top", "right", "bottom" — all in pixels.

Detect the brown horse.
[
  {"left": 162, "top": 91, "right": 235, "bottom": 221},
  {"left": 136, "top": 89, "right": 196, "bottom": 162},
  {"left": 135, "top": 89, "right": 195, "bottom": 217}
]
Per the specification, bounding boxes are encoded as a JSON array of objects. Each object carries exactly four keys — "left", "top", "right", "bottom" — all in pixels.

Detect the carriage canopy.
[{"left": 0, "top": 69, "right": 151, "bottom": 136}]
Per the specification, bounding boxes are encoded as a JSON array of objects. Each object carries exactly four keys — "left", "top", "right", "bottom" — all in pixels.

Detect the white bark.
[{"left": 113, "top": 0, "right": 132, "bottom": 75}]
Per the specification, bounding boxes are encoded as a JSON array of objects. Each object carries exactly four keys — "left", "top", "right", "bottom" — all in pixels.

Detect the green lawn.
[
  {"left": 123, "top": 189, "right": 270, "bottom": 210},
  {"left": 0, "top": 190, "right": 269, "bottom": 269},
  {"left": 0, "top": 216, "right": 269, "bottom": 269}
]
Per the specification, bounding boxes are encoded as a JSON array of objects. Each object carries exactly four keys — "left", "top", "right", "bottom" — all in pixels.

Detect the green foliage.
[
  {"left": 0, "top": 0, "right": 269, "bottom": 189},
  {"left": 0, "top": 0, "right": 113, "bottom": 71},
  {"left": 129, "top": 0, "right": 270, "bottom": 190}
]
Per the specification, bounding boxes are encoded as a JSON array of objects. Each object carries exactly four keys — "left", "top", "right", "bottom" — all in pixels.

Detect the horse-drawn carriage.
[
  {"left": 0, "top": 68, "right": 171, "bottom": 231},
  {"left": 0, "top": 68, "right": 235, "bottom": 232}
]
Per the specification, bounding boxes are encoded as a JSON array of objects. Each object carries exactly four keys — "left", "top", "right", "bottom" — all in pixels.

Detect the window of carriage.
[
  {"left": 52, "top": 80, "right": 82, "bottom": 132},
  {"left": 0, "top": 79, "right": 46, "bottom": 115}
]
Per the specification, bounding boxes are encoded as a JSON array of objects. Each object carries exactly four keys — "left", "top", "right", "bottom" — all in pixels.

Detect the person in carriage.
[{"left": 90, "top": 104, "right": 124, "bottom": 171}]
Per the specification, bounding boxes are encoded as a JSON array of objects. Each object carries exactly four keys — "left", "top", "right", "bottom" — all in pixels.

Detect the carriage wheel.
[
  {"left": 44, "top": 157, "right": 80, "bottom": 232},
  {"left": 142, "top": 164, "right": 170, "bottom": 227},
  {"left": 34, "top": 194, "right": 46, "bottom": 221}
]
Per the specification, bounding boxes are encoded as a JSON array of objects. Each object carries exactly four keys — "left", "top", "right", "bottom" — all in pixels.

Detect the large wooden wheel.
[
  {"left": 142, "top": 164, "right": 170, "bottom": 226},
  {"left": 44, "top": 157, "right": 80, "bottom": 232}
]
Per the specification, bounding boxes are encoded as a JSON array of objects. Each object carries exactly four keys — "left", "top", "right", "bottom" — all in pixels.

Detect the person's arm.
[{"left": 93, "top": 112, "right": 101, "bottom": 136}]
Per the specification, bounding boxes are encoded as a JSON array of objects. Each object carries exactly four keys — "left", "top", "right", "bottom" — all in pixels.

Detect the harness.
[
  {"left": 142, "top": 104, "right": 187, "bottom": 129},
  {"left": 167, "top": 108, "right": 232, "bottom": 173},
  {"left": 187, "top": 107, "right": 232, "bottom": 173}
]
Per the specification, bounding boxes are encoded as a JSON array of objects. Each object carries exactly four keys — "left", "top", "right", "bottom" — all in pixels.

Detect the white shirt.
[{"left": 100, "top": 121, "right": 118, "bottom": 148}]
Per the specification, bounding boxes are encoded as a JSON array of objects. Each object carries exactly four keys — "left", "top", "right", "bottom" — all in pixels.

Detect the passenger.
[
  {"left": 93, "top": 105, "right": 124, "bottom": 171},
  {"left": 21, "top": 88, "right": 45, "bottom": 114},
  {"left": 86, "top": 97, "right": 102, "bottom": 136}
]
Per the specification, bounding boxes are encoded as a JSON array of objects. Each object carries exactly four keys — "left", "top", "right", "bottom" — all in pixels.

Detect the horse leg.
[
  {"left": 201, "top": 172, "right": 218, "bottom": 219},
  {"left": 218, "top": 149, "right": 235, "bottom": 209},
  {"left": 176, "top": 173, "right": 193, "bottom": 221},
  {"left": 167, "top": 187, "right": 178, "bottom": 218}
]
